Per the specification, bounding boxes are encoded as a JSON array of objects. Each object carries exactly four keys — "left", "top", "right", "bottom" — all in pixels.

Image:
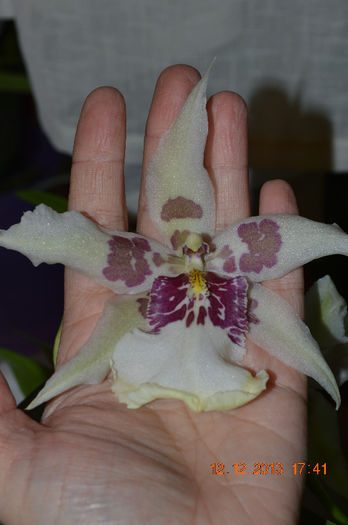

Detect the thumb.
[{"left": 0, "top": 370, "right": 41, "bottom": 525}]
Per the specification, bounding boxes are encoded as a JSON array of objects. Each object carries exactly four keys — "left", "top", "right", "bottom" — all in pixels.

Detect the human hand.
[{"left": 0, "top": 65, "right": 306, "bottom": 525}]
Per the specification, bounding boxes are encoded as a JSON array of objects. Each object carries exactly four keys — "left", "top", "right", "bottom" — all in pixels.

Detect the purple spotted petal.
[
  {"left": 207, "top": 214, "right": 348, "bottom": 282},
  {"left": 0, "top": 204, "right": 184, "bottom": 295},
  {"left": 101, "top": 233, "right": 185, "bottom": 293},
  {"left": 238, "top": 219, "right": 281, "bottom": 274},
  {"left": 103, "top": 235, "right": 152, "bottom": 287}
]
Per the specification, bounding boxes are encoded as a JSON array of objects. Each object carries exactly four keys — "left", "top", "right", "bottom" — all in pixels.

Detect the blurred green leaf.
[
  {"left": 0, "top": 347, "right": 49, "bottom": 396},
  {"left": 0, "top": 72, "right": 30, "bottom": 93},
  {"left": 17, "top": 190, "right": 68, "bottom": 213}
]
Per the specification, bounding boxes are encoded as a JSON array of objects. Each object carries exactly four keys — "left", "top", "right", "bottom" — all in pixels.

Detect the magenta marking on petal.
[
  {"left": 205, "top": 272, "right": 249, "bottom": 345},
  {"left": 132, "top": 237, "right": 151, "bottom": 251},
  {"left": 222, "top": 256, "right": 236, "bottom": 274},
  {"left": 137, "top": 296, "right": 149, "bottom": 319},
  {"left": 170, "top": 229, "right": 190, "bottom": 250},
  {"left": 161, "top": 197, "right": 203, "bottom": 222},
  {"left": 153, "top": 252, "right": 165, "bottom": 267},
  {"left": 220, "top": 245, "right": 233, "bottom": 258},
  {"left": 147, "top": 274, "right": 190, "bottom": 333},
  {"left": 146, "top": 271, "right": 249, "bottom": 347},
  {"left": 197, "top": 306, "right": 207, "bottom": 325},
  {"left": 186, "top": 310, "right": 194, "bottom": 327},
  {"left": 102, "top": 235, "right": 152, "bottom": 287},
  {"left": 238, "top": 219, "right": 282, "bottom": 274}
]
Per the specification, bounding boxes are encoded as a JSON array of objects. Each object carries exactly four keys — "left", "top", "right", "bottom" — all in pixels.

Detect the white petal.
[
  {"left": 305, "top": 275, "right": 348, "bottom": 348},
  {"left": 207, "top": 215, "right": 348, "bottom": 282},
  {"left": 146, "top": 61, "right": 216, "bottom": 248},
  {"left": 248, "top": 283, "right": 340, "bottom": 408},
  {"left": 112, "top": 320, "right": 268, "bottom": 412},
  {"left": 0, "top": 204, "right": 182, "bottom": 294},
  {"left": 306, "top": 275, "right": 348, "bottom": 386},
  {"left": 26, "top": 294, "right": 147, "bottom": 409}
]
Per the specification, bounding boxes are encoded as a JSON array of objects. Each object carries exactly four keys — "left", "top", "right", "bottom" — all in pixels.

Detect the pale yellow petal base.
[{"left": 112, "top": 370, "right": 269, "bottom": 412}]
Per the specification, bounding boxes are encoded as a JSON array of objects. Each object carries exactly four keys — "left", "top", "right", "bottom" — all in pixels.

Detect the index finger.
[{"left": 59, "top": 87, "right": 127, "bottom": 365}]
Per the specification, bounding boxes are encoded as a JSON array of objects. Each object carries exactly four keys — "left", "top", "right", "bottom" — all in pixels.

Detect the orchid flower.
[{"left": 1, "top": 64, "right": 347, "bottom": 413}]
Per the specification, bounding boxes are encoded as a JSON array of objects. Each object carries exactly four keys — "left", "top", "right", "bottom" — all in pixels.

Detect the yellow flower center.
[{"left": 189, "top": 269, "right": 208, "bottom": 300}]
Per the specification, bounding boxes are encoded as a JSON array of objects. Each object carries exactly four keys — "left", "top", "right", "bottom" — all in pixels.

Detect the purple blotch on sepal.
[
  {"left": 222, "top": 257, "right": 236, "bottom": 274},
  {"left": 161, "top": 197, "right": 203, "bottom": 222},
  {"left": 153, "top": 252, "right": 165, "bottom": 267},
  {"left": 103, "top": 235, "right": 152, "bottom": 287},
  {"left": 238, "top": 219, "right": 282, "bottom": 274},
  {"left": 170, "top": 229, "right": 190, "bottom": 250}
]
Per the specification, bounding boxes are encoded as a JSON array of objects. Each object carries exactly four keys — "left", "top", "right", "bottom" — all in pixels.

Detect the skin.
[{"left": 0, "top": 65, "right": 306, "bottom": 525}]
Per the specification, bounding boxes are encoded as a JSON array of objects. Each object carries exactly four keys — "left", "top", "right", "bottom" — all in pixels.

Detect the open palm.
[{"left": 0, "top": 65, "right": 306, "bottom": 525}]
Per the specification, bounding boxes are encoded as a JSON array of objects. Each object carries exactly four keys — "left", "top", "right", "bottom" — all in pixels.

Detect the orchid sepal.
[
  {"left": 207, "top": 215, "right": 348, "bottom": 283},
  {"left": 248, "top": 283, "right": 341, "bottom": 408},
  {"left": 146, "top": 60, "right": 216, "bottom": 245},
  {"left": 0, "top": 204, "right": 183, "bottom": 295},
  {"left": 26, "top": 294, "right": 147, "bottom": 410}
]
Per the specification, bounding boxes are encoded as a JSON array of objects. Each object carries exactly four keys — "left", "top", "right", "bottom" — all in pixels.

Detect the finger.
[
  {"left": 205, "top": 91, "right": 249, "bottom": 231},
  {"left": 0, "top": 371, "right": 16, "bottom": 415},
  {"left": 137, "top": 65, "right": 201, "bottom": 240},
  {"left": 245, "top": 180, "right": 306, "bottom": 397},
  {"left": 259, "top": 179, "right": 304, "bottom": 317},
  {"left": 59, "top": 87, "right": 127, "bottom": 365},
  {"left": 69, "top": 86, "right": 127, "bottom": 229}
]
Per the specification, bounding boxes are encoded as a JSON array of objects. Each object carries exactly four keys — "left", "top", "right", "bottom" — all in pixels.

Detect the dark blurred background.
[{"left": 0, "top": 21, "right": 69, "bottom": 357}]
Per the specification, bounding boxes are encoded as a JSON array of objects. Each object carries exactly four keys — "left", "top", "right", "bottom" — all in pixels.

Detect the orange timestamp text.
[{"left": 210, "top": 462, "right": 327, "bottom": 476}]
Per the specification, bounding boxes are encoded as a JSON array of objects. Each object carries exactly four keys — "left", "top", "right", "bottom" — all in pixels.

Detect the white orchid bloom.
[{"left": 0, "top": 64, "right": 346, "bottom": 412}]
